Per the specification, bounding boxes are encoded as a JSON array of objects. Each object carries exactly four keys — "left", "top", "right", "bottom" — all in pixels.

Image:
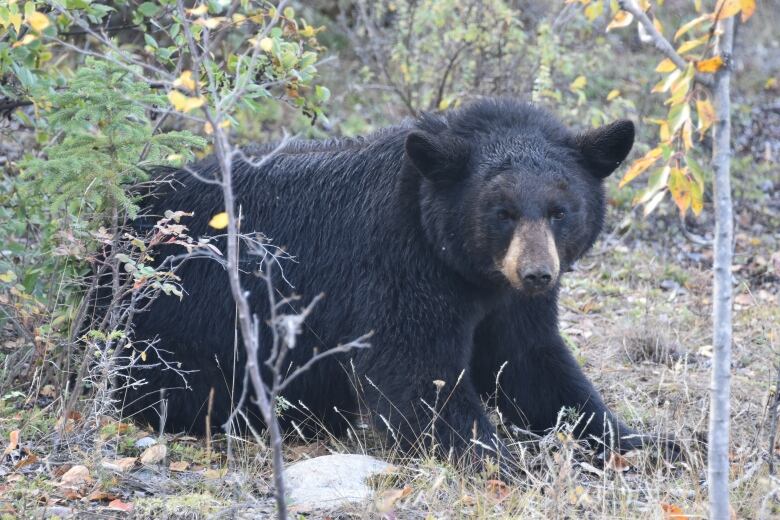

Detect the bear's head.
[{"left": 405, "top": 99, "right": 634, "bottom": 295}]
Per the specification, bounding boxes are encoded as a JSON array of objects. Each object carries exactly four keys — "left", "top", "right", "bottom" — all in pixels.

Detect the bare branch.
[{"left": 618, "top": 0, "right": 714, "bottom": 88}]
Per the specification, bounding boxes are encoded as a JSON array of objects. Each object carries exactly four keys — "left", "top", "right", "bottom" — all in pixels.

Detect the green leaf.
[
  {"left": 668, "top": 102, "right": 691, "bottom": 133},
  {"left": 314, "top": 85, "right": 330, "bottom": 103},
  {"left": 138, "top": 2, "right": 160, "bottom": 17},
  {"left": 144, "top": 34, "right": 158, "bottom": 49},
  {"left": 687, "top": 154, "right": 707, "bottom": 189}
]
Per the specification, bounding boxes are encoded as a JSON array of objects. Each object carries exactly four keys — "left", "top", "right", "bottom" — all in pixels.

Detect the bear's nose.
[{"left": 521, "top": 267, "right": 553, "bottom": 291}]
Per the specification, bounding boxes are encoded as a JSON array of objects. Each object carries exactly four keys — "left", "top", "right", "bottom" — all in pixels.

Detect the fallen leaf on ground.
[
  {"left": 14, "top": 451, "right": 38, "bottom": 470},
  {"left": 485, "top": 479, "right": 511, "bottom": 501},
  {"left": 101, "top": 457, "right": 137, "bottom": 473},
  {"left": 139, "top": 444, "right": 167, "bottom": 465},
  {"left": 2, "top": 430, "right": 20, "bottom": 457},
  {"left": 107, "top": 499, "right": 134, "bottom": 512},
  {"left": 660, "top": 502, "right": 689, "bottom": 519},
  {"left": 606, "top": 452, "right": 631, "bottom": 472},
  {"left": 203, "top": 467, "right": 228, "bottom": 479},
  {"left": 88, "top": 490, "right": 119, "bottom": 502},
  {"left": 374, "top": 485, "right": 413, "bottom": 512},
  {"left": 58, "top": 465, "right": 91, "bottom": 487},
  {"left": 460, "top": 494, "right": 476, "bottom": 506},
  {"left": 169, "top": 461, "right": 189, "bottom": 472}
]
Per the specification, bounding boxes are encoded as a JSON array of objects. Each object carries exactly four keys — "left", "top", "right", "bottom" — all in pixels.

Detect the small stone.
[
  {"left": 134, "top": 436, "right": 157, "bottom": 448},
  {"left": 285, "top": 454, "right": 391, "bottom": 512}
]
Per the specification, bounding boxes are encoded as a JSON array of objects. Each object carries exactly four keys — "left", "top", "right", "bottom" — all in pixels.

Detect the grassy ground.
[{"left": 1, "top": 197, "right": 778, "bottom": 518}]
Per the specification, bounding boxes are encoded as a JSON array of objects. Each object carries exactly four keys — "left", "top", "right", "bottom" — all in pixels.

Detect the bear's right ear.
[
  {"left": 405, "top": 131, "right": 470, "bottom": 182},
  {"left": 577, "top": 119, "right": 635, "bottom": 179}
]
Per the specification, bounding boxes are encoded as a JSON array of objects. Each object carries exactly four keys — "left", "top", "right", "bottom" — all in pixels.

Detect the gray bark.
[{"left": 708, "top": 15, "right": 735, "bottom": 520}]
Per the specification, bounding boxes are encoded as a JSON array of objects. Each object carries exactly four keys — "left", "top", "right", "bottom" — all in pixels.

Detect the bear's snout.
[{"left": 499, "top": 220, "right": 560, "bottom": 293}]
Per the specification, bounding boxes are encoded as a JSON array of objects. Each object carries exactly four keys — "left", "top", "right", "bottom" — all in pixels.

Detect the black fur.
[{"left": 125, "top": 98, "right": 642, "bottom": 459}]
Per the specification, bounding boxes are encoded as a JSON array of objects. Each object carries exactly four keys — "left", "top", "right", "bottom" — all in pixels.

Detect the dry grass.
[{"left": 1, "top": 226, "right": 779, "bottom": 519}]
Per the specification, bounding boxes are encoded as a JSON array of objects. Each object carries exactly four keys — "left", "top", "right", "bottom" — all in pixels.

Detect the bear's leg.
[
  {"left": 471, "top": 297, "right": 644, "bottom": 453},
  {"left": 359, "top": 332, "right": 511, "bottom": 465}
]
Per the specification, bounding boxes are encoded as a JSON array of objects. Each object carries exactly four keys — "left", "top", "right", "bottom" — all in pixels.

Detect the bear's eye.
[
  {"left": 550, "top": 209, "right": 566, "bottom": 221},
  {"left": 496, "top": 209, "right": 515, "bottom": 222}
]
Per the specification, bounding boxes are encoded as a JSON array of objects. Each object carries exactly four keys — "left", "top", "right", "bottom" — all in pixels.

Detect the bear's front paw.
[{"left": 612, "top": 431, "right": 687, "bottom": 463}]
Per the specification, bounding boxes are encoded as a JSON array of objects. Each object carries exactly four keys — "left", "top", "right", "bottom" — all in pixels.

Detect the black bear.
[{"left": 126, "top": 98, "right": 654, "bottom": 461}]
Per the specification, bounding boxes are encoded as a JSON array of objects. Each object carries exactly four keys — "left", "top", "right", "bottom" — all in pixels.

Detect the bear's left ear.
[
  {"left": 405, "top": 131, "right": 470, "bottom": 182},
  {"left": 576, "top": 120, "right": 635, "bottom": 178}
]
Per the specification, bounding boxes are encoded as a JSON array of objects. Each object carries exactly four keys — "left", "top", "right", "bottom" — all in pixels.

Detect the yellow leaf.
[
  {"left": 653, "top": 17, "right": 663, "bottom": 35},
  {"left": 682, "top": 119, "right": 694, "bottom": 150},
  {"left": 259, "top": 37, "right": 274, "bottom": 52},
  {"left": 569, "top": 75, "right": 587, "bottom": 91},
  {"left": 606, "top": 10, "right": 632, "bottom": 31},
  {"left": 655, "top": 58, "right": 676, "bottom": 73},
  {"left": 690, "top": 177, "right": 703, "bottom": 216},
  {"left": 659, "top": 121, "right": 670, "bottom": 141},
  {"left": 584, "top": 0, "right": 603, "bottom": 20},
  {"left": 140, "top": 350, "right": 147, "bottom": 362},
  {"left": 194, "top": 17, "right": 224, "bottom": 29},
  {"left": 0, "top": 270, "right": 16, "bottom": 283},
  {"left": 652, "top": 69, "right": 681, "bottom": 94},
  {"left": 619, "top": 147, "right": 663, "bottom": 187},
  {"left": 208, "top": 212, "right": 229, "bottom": 229},
  {"left": 714, "top": 0, "right": 741, "bottom": 19},
  {"left": 677, "top": 35, "right": 707, "bottom": 54},
  {"left": 186, "top": 4, "right": 208, "bottom": 16},
  {"left": 232, "top": 13, "right": 246, "bottom": 25},
  {"left": 7, "top": 12, "right": 22, "bottom": 33},
  {"left": 696, "top": 98, "right": 716, "bottom": 135},
  {"left": 167, "top": 91, "right": 205, "bottom": 112},
  {"left": 765, "top": 78, "right": 777, "bottom": 90},
  {"left": 11, "top": 34, "right": 37, "bottom": 47},
  {"left": 668, "top": 167, "right": 692, "bottom": 215},
  {"left": 740, "top": 0, "right": 755, "bottom": 21},
  {"left": 173, "top": 70, "right": 197, "bottom": 92},
  {"left": 26, "top": 11, "right": 50, "bottom": 32},
  {"left": 673, "top": 14, "right": 710, "bottom": 41},
  {"left": 606, "top": 89, "right": 621, "bottom": 101},
  {"left": 696, "top": 56, "right": 723, "bottom": 73},
  {"left": 204, "top": 119, "right": 230, "bottom": 135}
]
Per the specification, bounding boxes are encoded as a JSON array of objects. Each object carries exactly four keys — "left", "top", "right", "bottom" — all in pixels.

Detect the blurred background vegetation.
[{"left": 1, "top": 0, "right": 777, "bottom": 344}]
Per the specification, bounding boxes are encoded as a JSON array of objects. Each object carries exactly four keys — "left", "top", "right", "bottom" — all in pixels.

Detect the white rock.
[
  {"left": 284, "top": 454, "right": 390, "bottom": 512},
  {"left": 134, "top": 436, "right": 157, "bottom": 448}
]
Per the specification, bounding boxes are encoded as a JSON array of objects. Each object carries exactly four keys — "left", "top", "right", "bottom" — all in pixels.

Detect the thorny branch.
[{"left": 171, "top": 2, "right": 369, "bottom": 517}]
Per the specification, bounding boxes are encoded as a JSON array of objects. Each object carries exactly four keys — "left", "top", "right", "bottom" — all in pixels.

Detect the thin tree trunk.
[{"left": 708, "top": 15, "right": 735, "bottom": 520}]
